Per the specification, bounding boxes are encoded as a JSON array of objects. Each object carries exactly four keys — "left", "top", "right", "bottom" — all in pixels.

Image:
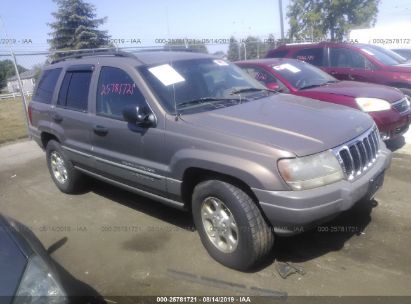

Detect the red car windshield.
[
  {"left": 360, "top": 45, "right": 407, "bottom": 66},
  {"left": 271, "top": 60, "right": 337, "bottom": 90}
]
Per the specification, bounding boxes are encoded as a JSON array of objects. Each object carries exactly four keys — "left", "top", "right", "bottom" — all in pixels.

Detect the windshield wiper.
[
  {"left": 299, "top": 84, "right": 322, "bottom": 90},
  {"left": 177, "top": 97, "right": 243, "bottom": 109},
  {"left": 299, "top": 80, "right": 339, "bottom": 90},
  {"left": 230, "top": 87, "right": 278, "bottom": 95}
]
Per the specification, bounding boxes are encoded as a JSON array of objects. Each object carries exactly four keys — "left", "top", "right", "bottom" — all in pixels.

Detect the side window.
[
  {"left": 330, "top": 48, "right": 374, "bottom": 69},
  {"left": 33, "top": 68, "right": 62, "bottom": 104},
  {"left": 96, "top": 67, "right": 146, "bottom": 120},
  {"left": 57, "top": 71, "right": 91, "bottom": 111},
  {"left": 293, "top": 48, "right": 324, "bottom": 66}
]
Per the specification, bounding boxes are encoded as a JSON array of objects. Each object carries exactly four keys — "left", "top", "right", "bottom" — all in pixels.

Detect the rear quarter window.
[
  {"left": 33, "top": 68, "right": 62, "bottom": 104},
  {"left": 292, "top": 48, "right": 324, "bottom": 66}
]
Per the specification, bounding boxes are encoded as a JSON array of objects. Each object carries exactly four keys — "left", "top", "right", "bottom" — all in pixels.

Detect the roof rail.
[{"left": 50, "top": 49, "right": 136, "bottom": 64}]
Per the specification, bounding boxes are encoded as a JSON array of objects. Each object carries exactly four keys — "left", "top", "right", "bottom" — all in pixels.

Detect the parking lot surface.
[{"left": 1, "top": 133, "right": 411, "bottom": 298}]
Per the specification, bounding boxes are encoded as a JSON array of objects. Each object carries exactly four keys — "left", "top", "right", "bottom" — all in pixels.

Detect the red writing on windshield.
[{"left": 100, "top": 83, "right": 135, "bottom": 95}]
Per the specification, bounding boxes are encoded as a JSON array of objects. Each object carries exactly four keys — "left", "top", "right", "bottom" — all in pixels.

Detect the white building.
[{"left": 7, "top": 70, "right": 37, "bottom": 94}]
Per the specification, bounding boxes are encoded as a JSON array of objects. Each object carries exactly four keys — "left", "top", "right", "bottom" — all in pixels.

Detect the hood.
[
  {"left": 301, "top": 81, "right": 403, "bottom": 103},
  {"left": 384, "top": 63, "right": 411, "bottom": 73},
  {"left": 181, "top": 94, "right": 374, "bottom": 157}
]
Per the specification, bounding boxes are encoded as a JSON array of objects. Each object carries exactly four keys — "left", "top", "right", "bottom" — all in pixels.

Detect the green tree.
[
  {"left": 287, "top": 0, "right": 380, "bottom": 41},
  {"left": 32, "top": 63, "right": 45, "bottom": 81},
  {"left": 48, "top": 0, "right": 110, "bottom": 51},
  {"left": 227, "top": 36, "right": 240, "bottom": 61},
  {"left": 164, "top": 39, "right": 208, "bottom": 53},
  {"left": 242, "top": 36, "right": 258, "bottom": 59},
  {"left": 0, "top": 60, "right": 27, "bottom": 90},
  {"left": 260, "top": 34, "right": 277, "bottom": 57},
  {"left": 243, "top": 36, "right": 272, "bottom": 59}
]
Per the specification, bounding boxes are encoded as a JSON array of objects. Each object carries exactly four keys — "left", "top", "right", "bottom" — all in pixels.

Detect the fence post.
[{"left": 11, "top": 52, "right": 30, "bottom": 138}]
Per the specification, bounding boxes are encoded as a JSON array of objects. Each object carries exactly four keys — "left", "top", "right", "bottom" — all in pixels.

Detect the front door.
[
  {"left": 90, "top": 66, "right": 166, "bottom": 195},
  {"left": 325, "top": 47, "right": 378, "bottom": 83}
]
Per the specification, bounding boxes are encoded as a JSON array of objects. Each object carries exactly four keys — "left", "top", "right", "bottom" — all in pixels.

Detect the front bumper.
[
  {"left": 372, "top": 110, "right": 411, "bottom": 140},
  {"left": 253, "top": 148, "right": 392, "bottom": 236}
]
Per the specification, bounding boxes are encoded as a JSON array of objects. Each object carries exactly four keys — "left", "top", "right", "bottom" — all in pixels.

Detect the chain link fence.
[
  {"left": 1, "top": 40, "right": 283, "bottom": 93},
  {"left": 0, "top": 41, "right": 284, "bottom": 143}
]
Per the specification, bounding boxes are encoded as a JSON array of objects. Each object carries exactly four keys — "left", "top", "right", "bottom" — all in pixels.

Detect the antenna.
[{"left": 164, "top": 7, "right": 178, "bottom": 119}]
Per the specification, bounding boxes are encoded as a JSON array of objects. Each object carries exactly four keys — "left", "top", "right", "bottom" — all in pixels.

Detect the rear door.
[
  {"left": 89, "top": 65, "right": 166, "bottom": 195},
  {"left": 325, "top": 47, "right": 378, "bottom": 82},
  {"left": 53, "top": 65, "right": 94, "bottom": 168}
]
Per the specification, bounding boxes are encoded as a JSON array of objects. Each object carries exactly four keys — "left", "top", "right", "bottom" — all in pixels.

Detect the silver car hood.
[{"left": 181, "top": 94, "right": 374, "bottom": 157}]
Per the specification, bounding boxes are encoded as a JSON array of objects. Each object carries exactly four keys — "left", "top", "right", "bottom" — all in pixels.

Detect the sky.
[
  {"left": 0, "top": 0, "right": 410, "bottom": 67},
  {"left": 0, "top": 0, "right": 289, "bottom": 52}
]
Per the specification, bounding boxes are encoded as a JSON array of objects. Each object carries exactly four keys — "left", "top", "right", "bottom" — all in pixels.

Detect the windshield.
[
  {"left": 271, "top": 60, "right": 337, "bottom": 90},
  {"left": 139, "top": 58, "right": 268, "bottom": 114},
  {"left": 360, "top": 45, "right": 407, "bottom": 65}
]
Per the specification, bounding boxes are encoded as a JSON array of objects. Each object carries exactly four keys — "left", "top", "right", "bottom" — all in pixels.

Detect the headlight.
[
  {"left": 355, "top": 97, "right": 391, "bottom": 112},
  {"left": 278, "top": 150, "right": 344, "bottom": 190},
  {"left": 13, "top": 255, "right": 67, "bottom": 304}
]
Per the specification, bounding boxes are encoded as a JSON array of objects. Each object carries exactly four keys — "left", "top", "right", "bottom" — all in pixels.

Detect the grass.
[{"left": 0, "top": 98, "right": 29, "bottom": 144}]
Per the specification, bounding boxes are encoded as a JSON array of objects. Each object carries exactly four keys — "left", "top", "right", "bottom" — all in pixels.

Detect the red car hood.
[
  {"left": 384, "top": 63, "right": 411, "bottom": 73},
  {"left": 302, "top": 81, "right": 403, "bottom": 103}
]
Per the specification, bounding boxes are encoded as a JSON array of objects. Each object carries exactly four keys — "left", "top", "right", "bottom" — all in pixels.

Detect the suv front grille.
[
  {"left": 392, "top": 97, "right": 410, "bottom": 113},
  {"left": 333, "top": 127, "right": 381, "bottom": 181}
]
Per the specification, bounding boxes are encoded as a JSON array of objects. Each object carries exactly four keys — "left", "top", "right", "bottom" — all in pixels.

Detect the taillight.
[{"left": 28, "top": 104, "right": 33, "bottom": 125}]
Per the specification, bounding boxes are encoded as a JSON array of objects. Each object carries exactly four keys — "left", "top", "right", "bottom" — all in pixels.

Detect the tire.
[
  {"left": 46, "top": 140, "right": 85, "bottom": 194},
  {"left": 192, "top": 179, "right": 274, "bottom": 270}
]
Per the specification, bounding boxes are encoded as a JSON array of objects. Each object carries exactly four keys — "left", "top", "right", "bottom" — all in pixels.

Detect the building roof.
[{"left": 7, "top": 70, "right": 36, "bottom": 82}]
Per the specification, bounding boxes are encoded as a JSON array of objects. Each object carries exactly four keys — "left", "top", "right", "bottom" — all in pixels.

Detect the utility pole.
[{"left": 279, "top": 0, "right": 285, "bottom": 40}]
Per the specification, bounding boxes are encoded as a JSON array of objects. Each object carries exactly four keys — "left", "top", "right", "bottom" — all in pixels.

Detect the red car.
[
  {"left": 236, "top": 58, "right": 411, "bottom": 140},
  {"left": 266, "top": 42, "right": 411, "bottom": 96}
]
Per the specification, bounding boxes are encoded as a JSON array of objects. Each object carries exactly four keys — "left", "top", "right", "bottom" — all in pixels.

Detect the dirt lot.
[{"left": 1, "top": 135, "right": 411, "bottom": 301}]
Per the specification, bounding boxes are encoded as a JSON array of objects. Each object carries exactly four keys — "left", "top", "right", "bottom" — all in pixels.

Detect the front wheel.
[{"left": 192, "top": 180, "right": 274, "bottom": 270}]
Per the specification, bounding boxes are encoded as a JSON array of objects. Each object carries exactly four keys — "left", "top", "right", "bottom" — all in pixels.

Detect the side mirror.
[
  {"left": 122, "top": 106, "right": 156, "bottom": 127},
  {"left": 266, "top": 82, "right": 280, "bottom": 91}
]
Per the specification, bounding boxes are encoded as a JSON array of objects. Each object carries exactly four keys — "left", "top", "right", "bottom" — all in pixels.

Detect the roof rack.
[{"left": 50, "top": 49, "right": 136, "bottom": 64}]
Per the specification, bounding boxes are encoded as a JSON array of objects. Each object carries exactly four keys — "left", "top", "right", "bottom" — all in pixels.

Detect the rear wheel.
[
  {"left": 46, "top": 140, "right": 85, "bottom": 193},
  {"left": 192, "top": 179, "right": 274, "bottom": 270}
]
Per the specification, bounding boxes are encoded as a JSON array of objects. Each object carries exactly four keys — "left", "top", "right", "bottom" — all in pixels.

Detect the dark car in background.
[
  {"left": 266, "top": 42, "right": 411, "bottom": 95},
  {"left": 0, "top": 214, "right": 67, "bottom": 304},
  {"left": 236, "top": 58, "right": 411, "bottom": 141},
  {"left": 392, "top": 49, "right": 411, "bottom": 60}
]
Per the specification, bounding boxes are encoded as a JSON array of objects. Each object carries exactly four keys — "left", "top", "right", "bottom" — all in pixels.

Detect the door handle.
[
  {"left": 51, "top": 113, "right": 63, "bottom": 123},
  {"left": 329, "top": 71, "right": 338, "bottom": 75},
  {"left": 93, "top": 125, "right": 109, "bottom": 136}
]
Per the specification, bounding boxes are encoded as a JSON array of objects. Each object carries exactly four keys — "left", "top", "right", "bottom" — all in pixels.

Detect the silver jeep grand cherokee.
[{"left": 29, "top": 50, "right": 392, "bottom": 270}]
